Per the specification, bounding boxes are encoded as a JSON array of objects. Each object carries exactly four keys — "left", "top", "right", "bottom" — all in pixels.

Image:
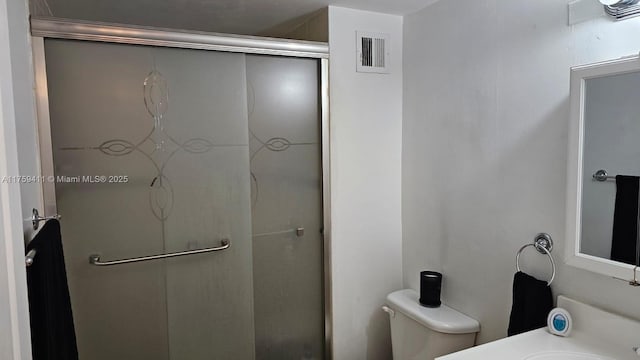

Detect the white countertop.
[
  {"left": 438, "top": 295, "right": 640, "bottom": 360},
  {"left": 437, "top": 328, "right": 638, "bottom": 360}
]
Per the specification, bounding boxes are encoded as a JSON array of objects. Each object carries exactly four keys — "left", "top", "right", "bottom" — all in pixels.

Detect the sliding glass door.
[
  {"left": 247, "top": 56, "right": 324, "bottom": 359},
  {"left": 43, "top": 38, "right": 324, "bottom": 359}
]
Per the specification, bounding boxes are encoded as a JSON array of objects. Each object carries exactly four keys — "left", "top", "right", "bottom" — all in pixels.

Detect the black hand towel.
[
  {"left": 611, "top": 175, "right": 639, "bottom": 265},
  {"left": 26, "top": 219, "right": 79, "bottom": 360},
  {"left": 507, "top": 271, "right": 553, "bottom": 336}
]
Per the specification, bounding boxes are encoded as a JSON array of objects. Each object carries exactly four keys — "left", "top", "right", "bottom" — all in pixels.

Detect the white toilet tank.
[{"left": 384, "top": 289, "right": 480, "bottom": 360}]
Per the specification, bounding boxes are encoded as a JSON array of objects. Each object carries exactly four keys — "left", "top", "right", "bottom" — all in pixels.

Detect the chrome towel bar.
[
  {"left": 516, "top": 233, "right": 556, "bottom": 286},
  {"left": 253, "top": 227, "right": 304, "bottom": 238},
  {"left": 31, "top": 208, "right": 61, "bottom": 231},
  {"left": 25, "top": 208, "right": 61, "bottom": 266},
  {"left": 25, "top": 249, "right": 37, "bottom": 267},
  {"left": 593, "top": 169, "right": 616, "bottom": 182},
  {"left": 89, "top": 239, "right": 230, "bottom": 266},
  {"left": 592, "top": 169, "right": 640, "bottom": 182}
]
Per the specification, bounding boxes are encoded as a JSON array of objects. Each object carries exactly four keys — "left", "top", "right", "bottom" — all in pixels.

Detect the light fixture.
[
  {"left": 599, "top": 0, "right": 638, "bottom": 5},
  {"left": 599, "top": 0, "right": 640, "bottom": 20}
]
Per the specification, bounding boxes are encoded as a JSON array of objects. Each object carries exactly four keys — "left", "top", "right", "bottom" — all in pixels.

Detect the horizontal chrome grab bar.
[{"left": 89, "top": 239, "right": 230, "bottom": 266}]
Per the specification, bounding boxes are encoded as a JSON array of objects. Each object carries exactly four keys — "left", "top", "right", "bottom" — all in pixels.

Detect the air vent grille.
[{"left": 357, "top": 31, "right": 389, "bottom": 74}]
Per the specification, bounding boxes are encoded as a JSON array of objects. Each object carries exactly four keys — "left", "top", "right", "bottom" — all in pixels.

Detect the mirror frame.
[{"left": 566, "top": 54, "right": 640, "bottom": 281}]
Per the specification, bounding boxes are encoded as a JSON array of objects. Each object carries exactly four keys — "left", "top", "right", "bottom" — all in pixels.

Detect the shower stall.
[{"left": 31, "top": 18, "right": 330, "bottom": 360}]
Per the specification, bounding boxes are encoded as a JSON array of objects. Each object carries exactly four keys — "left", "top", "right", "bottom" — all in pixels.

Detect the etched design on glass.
[
  {"left": 143, "top": 70, "right": 169, "bottom": 117},
  {"left": 246, "top": 83, "right": 316, "bottom": 162},
  {"left": 94, "top": 139, "right": 136, "bottom": 156},
  {"left": 247, "top": 82, "right": 317, "bottom": 207},
  {"left": 183, "top": 138, "right": 215, "bottom": 153},
  {"left": 250, "top": 130, "right": 304, "bottom": 160},
  {"left": 149, "top": 174, "right": 174, "bottom": 220},
  {"left": 250, "top": 171, "right": 260, "bottom": 208},
  {"left": 264, "top": 137, "right": 291, "bottom": 151},
  {"left": 60, "top": 69, "right": 239, "bottom": 221}
]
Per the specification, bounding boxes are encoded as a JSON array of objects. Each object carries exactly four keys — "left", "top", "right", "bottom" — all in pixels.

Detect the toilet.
[{"left": 383, "top": 289, "right": 480, "bottom": 360}]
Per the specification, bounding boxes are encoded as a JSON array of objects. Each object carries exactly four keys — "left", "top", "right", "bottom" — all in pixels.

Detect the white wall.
[
  {"left": 7, "top": 0, "right": 41, "bottom": 243},
  {"left": 0, "top": 0, "right": 37, "bottom": 358},
  {"left": 328, "top": 6, "right": 403, "bottom": 359},
  {"left": 403, "top": 0, "right": 640, "bottom": 344}
]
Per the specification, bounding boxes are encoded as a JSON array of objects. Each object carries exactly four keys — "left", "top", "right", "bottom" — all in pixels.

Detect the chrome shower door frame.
[{"left": 30, "top": 17, "right": 333, "bottom": 359}]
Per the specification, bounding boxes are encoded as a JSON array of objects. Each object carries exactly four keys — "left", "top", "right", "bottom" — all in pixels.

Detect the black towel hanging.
[
  {"left": 26, "top": 219, "right": 79, "bottom": 360},
  {"left": 507, "top": 271, "right": 553, "bottom": 336},
  {"left": 611, "top": 175, "right": 640, "bottom": 265}
]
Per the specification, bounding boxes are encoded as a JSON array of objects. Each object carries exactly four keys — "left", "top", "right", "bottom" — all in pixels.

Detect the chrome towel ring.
[{"left": 516, "top": 233, "right": 556, "bottom": 286}]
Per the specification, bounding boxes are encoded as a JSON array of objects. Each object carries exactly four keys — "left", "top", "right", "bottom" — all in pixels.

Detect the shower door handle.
[{"left": 89, "top": 239, "right": 230, "bottom": 266}]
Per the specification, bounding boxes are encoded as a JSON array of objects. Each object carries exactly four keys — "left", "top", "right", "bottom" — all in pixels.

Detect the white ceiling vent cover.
[{"left": 356, "top": 31, "right": 390, "bottom": 74}]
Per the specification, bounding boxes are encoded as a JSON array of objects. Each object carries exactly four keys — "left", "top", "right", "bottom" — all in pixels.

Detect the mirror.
[
  {"left": 566, "top": 54, "right": 640, "bottom": 280},
  {"left": 581, "top": 70, "right": 640, "bottom": 266}
]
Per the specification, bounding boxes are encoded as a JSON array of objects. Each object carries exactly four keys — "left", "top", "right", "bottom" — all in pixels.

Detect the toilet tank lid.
[{"left": 386, "top": 289, "right": 480, "bottom": 334}]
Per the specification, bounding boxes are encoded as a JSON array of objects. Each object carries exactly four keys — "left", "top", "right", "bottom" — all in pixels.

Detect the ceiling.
[{"left": 37, "top": 0, "right": 439, "bottom": 36}]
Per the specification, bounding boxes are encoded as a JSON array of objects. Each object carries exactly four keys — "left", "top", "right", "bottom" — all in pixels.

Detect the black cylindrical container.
[{"left": 419, "top": 271, "right": 442, "bottom": 307}]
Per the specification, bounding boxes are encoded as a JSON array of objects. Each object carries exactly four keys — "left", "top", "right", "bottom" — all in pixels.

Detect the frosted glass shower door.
[
  {"left": 45, "top": 39, "right": 255, "bottom": 360},
  {"left": 247, "top": 55, "right": 324, "bottom": 359}
]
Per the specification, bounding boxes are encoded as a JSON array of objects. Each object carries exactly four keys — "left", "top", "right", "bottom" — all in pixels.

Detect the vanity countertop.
[
  {"left": 438, "top": 295, "right": 640, "bottom": 360},
  {"left": 437, "top": 328, "right": 636, "bottom": 360}
]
